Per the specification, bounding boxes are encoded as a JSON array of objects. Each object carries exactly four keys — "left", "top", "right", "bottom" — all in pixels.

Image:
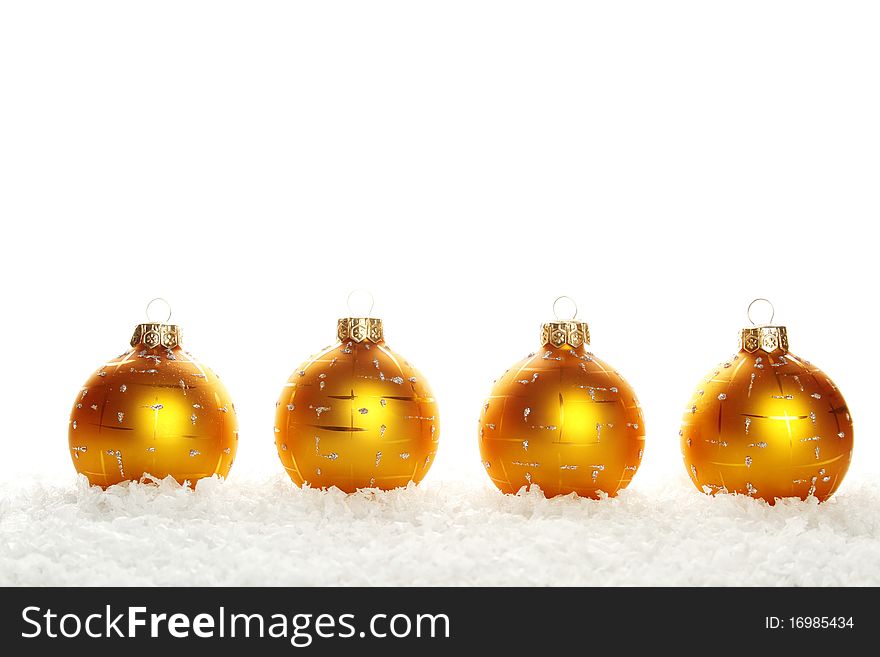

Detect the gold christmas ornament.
[
  {"left": 68, "top": 299, "right": 238, "bottom": 487},
  {"left": 680, "top": 299, "right": 854, "bottom": 503},
  {"left": 478, "top": 297, "right": 645, "bottom": 498},
  {"left": 275, "top": 292, "right": 439, "bottom": 492}
]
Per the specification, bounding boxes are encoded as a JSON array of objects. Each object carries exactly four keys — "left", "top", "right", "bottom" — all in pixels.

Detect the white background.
[{"left": 1, "top": 1, "right": 877, "bottom": 487}]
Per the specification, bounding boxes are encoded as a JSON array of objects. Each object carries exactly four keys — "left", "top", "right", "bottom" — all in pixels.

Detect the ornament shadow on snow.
[
  {"left": 68, "top": 298, "right": 239, "bottom": 488},
  {"left": 680, "top": 298, "right": 854, "bottom": 504}
]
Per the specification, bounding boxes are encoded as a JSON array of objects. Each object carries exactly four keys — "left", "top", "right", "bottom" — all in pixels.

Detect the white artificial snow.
[{"left": 1, "top": 472, "right": 878, "bottom": 586}]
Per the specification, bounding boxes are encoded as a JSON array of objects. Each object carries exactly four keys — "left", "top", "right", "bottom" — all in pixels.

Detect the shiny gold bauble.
[
  {"left": 681, "top": 324, "right": 853, "bottom": 503},
  {"left": 275, "top": 317, "right": 440, "bottom": 492},
  {"left": 68, "top": 322, "right": 238, "bottom": 487},
  {"left": 478, "top": 318, "right": 645, "bottom": 498}
]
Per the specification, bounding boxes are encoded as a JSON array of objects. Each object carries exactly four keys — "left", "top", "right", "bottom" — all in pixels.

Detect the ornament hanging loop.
[
  {"left": 145, "top": 297, "right": 173, "bottom": 324},
  {"left": 552, "top": 295, "right": 578, "bottom": 321},
  {"left": 346, "top": 289, "right": 375, "bottom": 317},
  {"left": 747, "top": 298, "right": 775, "bottom": 326}
]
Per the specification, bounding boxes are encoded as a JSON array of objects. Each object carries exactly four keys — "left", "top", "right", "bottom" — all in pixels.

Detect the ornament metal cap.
[
  {"left": 739, "top": 298, "right": 788, "bottom": 354},
  {"left": 130, "top": 298, "right": 182, "bottom": 349},
  {"left": 337, "top": 317, "right": 384, "bottom": 343},
  {"left": 739, "top": 326, "right": 788, "bottom": 354},
  {"left": 131, "top": 323, "right": 182, "bottom": 349},
  {"left": 541, "top": 296, "right": 590, "bottom": 349}
]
